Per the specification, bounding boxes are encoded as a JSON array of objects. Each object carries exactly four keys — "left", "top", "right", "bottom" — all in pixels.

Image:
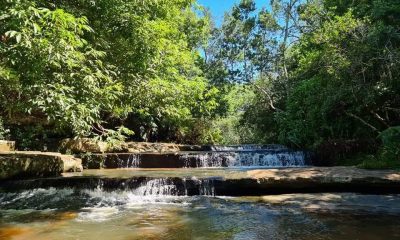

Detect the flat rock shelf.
[
  {"left": 1, "top": 167, "right": 399, "bottom": 195},
  {"left": 0, "top": 151, "right": 83, "bottom": 180}
]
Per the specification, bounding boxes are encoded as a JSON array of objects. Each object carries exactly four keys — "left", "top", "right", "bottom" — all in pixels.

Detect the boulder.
[
  {"left": 59, "top": 138, "right": 109, "bottom": 153},
  {"left": 0, "top": 140, "right": 15, "bottom": 152},
  {"left": 0, "top": 151, "right": 82, "bottom": 180},
  {"left": 81, "top": 154, "right": 106, "bottom": 169}
]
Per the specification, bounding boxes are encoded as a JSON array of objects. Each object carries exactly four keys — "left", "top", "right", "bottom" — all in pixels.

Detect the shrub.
[{"left": 358, "top": 127, "right": 400, "bottom": 169}]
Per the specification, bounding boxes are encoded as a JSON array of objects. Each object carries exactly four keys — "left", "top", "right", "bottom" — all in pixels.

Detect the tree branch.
[
  {"left": 370, "top": 110, "right": 390, "bottom": 128},
  {"left": 345, "top": 111, "right": 380, "bottom": 133},
  {"left": 253, "top": 84, "right": 282, "bottom": 112}
]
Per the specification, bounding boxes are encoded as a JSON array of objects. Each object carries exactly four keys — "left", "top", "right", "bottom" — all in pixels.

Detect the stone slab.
[{"left": 0, "top": 151, "right": 82, "bottom": 180}]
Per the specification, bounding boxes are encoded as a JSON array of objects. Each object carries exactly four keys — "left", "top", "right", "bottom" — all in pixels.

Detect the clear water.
[{"left": 1, "top": 188, "right": 400, "bottom": 240}]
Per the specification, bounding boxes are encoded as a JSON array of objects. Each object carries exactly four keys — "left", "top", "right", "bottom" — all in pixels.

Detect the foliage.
[
  {"left": 0, "top": 0, "right": 220, "bottom": 144},
  {"left": 0, "top": 117, "right": 9, "bottom": 140},
  {"left": 206, "top": 0, "right": 400, "bottom": 167},
  {"left": 276, "top": 8, "right": 400, "bottom": 148},
  {"left": 379, "top": 126, "right": 400, "bottom": 147},
  {"left": 0, "top": 1, "right": 124, "bottom": 137},
  {"left": 210, "top": 84, "right": 258, "bottom": 144},
  {"left": 358, "top": 154, "right": 400, "bottom": 170},
  {"left": 94, "top": 126, "right": 134, "bottom": 150},
  {"left": 357, "top": 126, "right": 399, "bottom": 169},
  {"left": 49, "top": 0, "right": 219, "bottom": 142},
  {"left": 1, "top": 0, "right": 399, "bottom": 165},
  {"left": 376, "top": 126, "right": 400, "bottom": 162}
]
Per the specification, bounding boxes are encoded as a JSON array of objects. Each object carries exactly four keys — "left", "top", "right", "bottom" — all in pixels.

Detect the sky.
[{"left": 197, "top": 0, "right": 268, "bottom": 25}]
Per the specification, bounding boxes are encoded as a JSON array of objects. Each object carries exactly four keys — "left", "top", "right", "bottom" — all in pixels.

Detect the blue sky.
[{"left": 198, "top": 0, "right": 268, "bottom": 25}]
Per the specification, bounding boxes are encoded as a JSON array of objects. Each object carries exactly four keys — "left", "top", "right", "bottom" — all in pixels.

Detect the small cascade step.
[
  {"left": 2, "top": 167, "right": 400, "bottom": 195},
  {"left": 0, "top": 176, "right": 219, "bottom": 196},
  {"left": 81, "top": 148, "right": 310, "bottom": 169}
]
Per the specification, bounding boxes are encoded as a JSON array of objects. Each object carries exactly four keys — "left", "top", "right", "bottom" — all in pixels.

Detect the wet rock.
[
  {"left": 0, "top": 152, "right": 82, "bottom": 180},
  {"left": 82, "top": 153, "right": 191, "bottom": 169}
]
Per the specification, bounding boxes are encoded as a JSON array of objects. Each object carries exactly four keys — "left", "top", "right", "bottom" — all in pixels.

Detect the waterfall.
[
  {"left": 236, "top": 151, "right": 305, "bottom": 167},
  {"left": 199, "top": 179, "right": 215, "bottom": 196},
  {"left": 98, "top": 144, "right": 309, "bottom": 169},
  {"left": 86, "top": 178, "right": 217, "bottom": 198},
  {"left": 115, "top": 154, "right": 141, "bottom": 168},
  {"left": 179, "top": 147, "right": 307, "bottom": 168},
  {"left": 132, "top": 179, "right": 178, "bottom": 196},
  {"left": 182, "top": 152, "right": 236, "bottom": 168},
  {"left": 126, "top": 154, "right": 140, "bottom": 168},
  {"left": 131, "top": 178, "right": 216, "bottom": 197}
]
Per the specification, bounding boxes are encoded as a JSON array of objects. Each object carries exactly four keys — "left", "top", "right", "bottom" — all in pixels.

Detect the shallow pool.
[{"left": 1, "top": 188, "right": 400, "bottom": 240}]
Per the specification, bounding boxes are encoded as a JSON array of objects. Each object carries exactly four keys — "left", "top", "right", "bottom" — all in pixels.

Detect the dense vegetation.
[{"left": 1, "top": 0, "right": 399, "bottom": 167}]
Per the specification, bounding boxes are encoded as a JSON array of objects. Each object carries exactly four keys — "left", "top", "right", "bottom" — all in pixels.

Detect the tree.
[
  {"left": 0, "top": 0, "right": 122, "bottom": 136},
  {"left": 0, "top": 0, "right": 223, "bottom": 144},
  {"left": 53, "top": 0, "right": 220, "bottom": 142}
]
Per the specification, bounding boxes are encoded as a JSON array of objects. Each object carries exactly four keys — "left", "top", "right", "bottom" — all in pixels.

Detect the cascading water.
[
  {"left": 116, "top": 154, "right": 140, "bottom": 168},
  {"left": 83, "top": 177, "right": 216, "bottom": 200},
  {"left": 129, "top": 178, "right": 215, "bottom": 197},
  {"left": 180, "top": 145, "right": 308, "bottom": 168},
  {"left": 104, "top": 144, "right": 309, "bottom": 169},
  {"left": 133, "top": 179, "right": 178, "bottom": 196},
  {"left": 181, "top": 152, "right": 235, "bottom": 168},
  {"left": 199, "top": 179, "right": 215, "bottom": 196}
]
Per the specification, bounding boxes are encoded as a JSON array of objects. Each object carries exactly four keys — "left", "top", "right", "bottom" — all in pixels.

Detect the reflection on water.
[{"left": 1, "top": 189, "right": 400, "bottom": 240}]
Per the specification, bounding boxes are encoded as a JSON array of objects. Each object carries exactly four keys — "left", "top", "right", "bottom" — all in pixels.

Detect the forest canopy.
[{"left": 0, "top": 0, "right": 399, "bottom": 166}]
